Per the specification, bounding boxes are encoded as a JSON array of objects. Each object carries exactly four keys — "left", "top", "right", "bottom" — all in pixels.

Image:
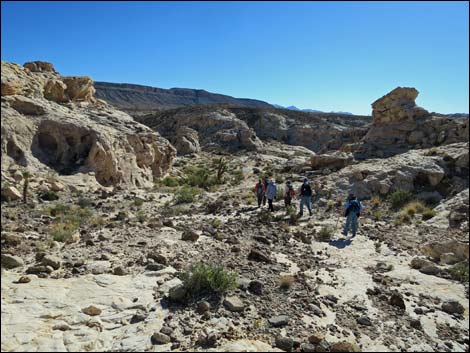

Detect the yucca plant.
[{"left": 22, "top": 171, "right": 31, "bottom": 204}]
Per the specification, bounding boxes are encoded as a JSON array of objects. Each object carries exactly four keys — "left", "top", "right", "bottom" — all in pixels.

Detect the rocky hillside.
[
  {"left": 1, "top": 61, "right": 176, "bottom": 189},
  {"left": 94, "top": 81, "right": 273, "bottom": 115},
  {"left": 1, "top": 62, "right": 469, "bottom": 353},
  {"left": 137, "top": 105, "right": 371, "bottom": 155}
]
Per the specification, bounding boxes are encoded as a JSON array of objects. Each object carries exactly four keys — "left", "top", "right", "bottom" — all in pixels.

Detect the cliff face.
[
  {"left": 1, "top": 61, "right": 176, "bottom": 188},
  {"left": 94, "top": 81, "right": 273, "bottom": 115}
]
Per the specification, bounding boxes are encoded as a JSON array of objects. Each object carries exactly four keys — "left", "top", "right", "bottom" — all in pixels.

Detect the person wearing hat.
[{"left": 342, "top": 193, "right": 363, "bottom": 238}]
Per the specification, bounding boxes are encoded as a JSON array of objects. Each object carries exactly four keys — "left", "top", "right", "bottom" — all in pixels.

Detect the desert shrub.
[
  {"left": 90, "top": 216, "right": 106, "bottom": 228},
  {"left": 286, "top": 205, "right": 299, "bottom": 225},
  {"left": 185, "top": 166, "right": 217, "bottom": 189},
  {"left": 372, "top": 210, "right": 384, "bottom": 221},
  {"left": 422, "top": 208, "right": 437, "bottom": 220},
  {"left": 77, "top": 197, "right": 93, "bottom": 209},
  {"left": 48, "top": 203, "right": 71, "bottom": 217},
  {"left": 136, "top": 210, "right": 147, "bottom": 223},
  {"left": 180, "top": 263, "right": 238, "bottom": 298},
  {"left": 133, "top": 197, "right": 145, "bottom": 207},
  {"left": 40, "top": 190, "right": 59, "bottom": 201},
  {"left": 403, "top": 201, "right": 425, "bottom": 216},
  {"left": 389, "top": 190, "right": 413, "bottom": 209},
  {"left": 447, "top": 263, "right": 469, "bottom": 283},
  {"left": 50, "top": 221, "right": 79, "bottom": 242},
  {"left": 212, "top": 157, "right": 229, "bottom": 183},
  {"left": 258, "top": 210, "right": 274, "bottom": 224},
  {"left": 370, "top": 195, "right": 381, "bottom": 209},
  {"left": 231, "top": 168, "right": 245, "bottom": 186},
  {"left": 175, "top": 186, "right": 200, "bottom": 204},
  {"left": 316, "top": 226, "right": 334, "bottom": 242},
  {"left": 279, "top": 275, "right": 296, "bottom": 289},
  {"left": 211, "top": 218, "right": 222, "bottom": 229},
  {"left": 115, "top": 210, "right": 128, "bottom": 221},
  {"left": 394, "top": 212, "right": 412, "bottom": 225},
  {"left": 160, "top": 205, "right": 186, "bottom": 218},
  {"left": 162, "top": 176, "right": 180, "bottom": 187}
]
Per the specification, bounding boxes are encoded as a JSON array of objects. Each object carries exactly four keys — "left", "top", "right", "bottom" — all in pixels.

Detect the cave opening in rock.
[
  {"left": 32, "top": 126, "right": 95, "bottom": 176},
  {"left": 413, "top": 172, "right": 433, "bottom": 193}
]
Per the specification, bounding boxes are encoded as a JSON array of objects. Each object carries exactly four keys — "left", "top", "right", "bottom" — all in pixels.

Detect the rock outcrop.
[
  {"left": 317, "top": 142, "right": 469, "bottom": 200},
  {"left": 348, "top": 87, "right": 469, "bottom": 158},
  {"left": 138, "top": 107, "right": 262, "bottom": 154},
  {"left": 1, "top": 61, "right": 176, "bottom": 188},
  {"left": 138, "top": 105, "right": 371, "bottom": 155}
]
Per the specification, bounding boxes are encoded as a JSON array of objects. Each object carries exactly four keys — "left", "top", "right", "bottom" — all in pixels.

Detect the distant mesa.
[
  {"left": 273, "top": 104, "right": 353, "bottom": 115},
  {"left": 94, "top": 81, "right": 273, "bottom": 115}
]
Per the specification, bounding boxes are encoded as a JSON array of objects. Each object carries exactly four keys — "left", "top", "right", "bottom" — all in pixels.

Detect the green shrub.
[
  {"left": 389, "top": 190, "right": 413, "bottom": 209},
  {"left": 212, "top": 218, "right": 222, "bottom": 229},
  {"left": 133, "top": 197, "right": 145, "bottom": 207},
  {"left": 50, "top": 221, "right": 79, "bottom": 242},
  {"left": 77, "top": 197, "right": 93, "bottom": 209},
  {"left": 185, "top": 166, "right": 217, "bottom": 189},
  {"left": 175, "top": 186, "right": 200, "bottom": 204},
  {"left": 372, "top": 210, "right": 384, "bottom": 221},
  {"left": 162, "top": 176, "right": 180, "bottom": 187},
  {"left": 422, "top": 208, "right": 437, "bottom": 220},
  {"left": 180, "top": 263, "right": 238, "bottom": 299},
  {"left": 316, "top": 226, "right": 333, "bottom": 242},
  {"left": 258, "top": 210, "right": 273, "bottom": 224},
  {"left": 212, "top": 157, "right": 228, "bottom": 183},
  {"left": 447, "top": 263, "right": 469, "bottom": 283},
  {"left": 48, "top": 203, "right": 71, "bottom": 217},
  {"left": 136, "top": 210, "right": 147, "bottom": 223}
]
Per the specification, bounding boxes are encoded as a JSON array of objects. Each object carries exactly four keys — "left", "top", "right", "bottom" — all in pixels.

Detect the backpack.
[
  {"left": 286, "top": 185, "right": 295, "bottom": 198},
  {"left": 301, "top": 184, "right": 312, "bottom": 197},
  {"left": 345, "top": 200, "right": 361, "bottom": 218}
]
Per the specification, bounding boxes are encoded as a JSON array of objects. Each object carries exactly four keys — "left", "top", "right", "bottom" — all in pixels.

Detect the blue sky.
[{"left": 1, "top": 1, "right": 469, "bottom": 115}]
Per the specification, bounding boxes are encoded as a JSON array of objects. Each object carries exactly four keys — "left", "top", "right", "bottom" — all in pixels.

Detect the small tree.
[
  {"left": 213, "top": 157, "right": 228, "bottom": 184},
  {"left": 22, "top": 171, "right": 30, "bottom": 204}
]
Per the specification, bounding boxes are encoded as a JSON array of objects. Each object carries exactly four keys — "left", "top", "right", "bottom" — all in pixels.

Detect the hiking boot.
[{"left": 341, "top": 230, "right": 348, "bottom": 236}]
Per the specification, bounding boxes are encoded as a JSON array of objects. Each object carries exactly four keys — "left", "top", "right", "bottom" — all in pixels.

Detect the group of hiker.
[{"left": 254, "top": 177, "right": 363, "bottom": 238}]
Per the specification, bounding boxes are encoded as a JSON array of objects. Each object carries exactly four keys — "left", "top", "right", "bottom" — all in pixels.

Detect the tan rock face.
[
  {"left": 62, "top": 76, "right": 95, "bottom": 102},
  {"left": 23, "top": 61, "right": 56, "bottom": 73},
  {"left": 351, "top": 87, "right": 469, "bottom": 158},
  {"left": 371, "top": 87, "right": 429, "bottom": 125},
  {"left": 172, "top": 126, "right": 201, "bottom": 155},
  {"left": 1, "top": 61, "right": 176, "bottom": 188}
]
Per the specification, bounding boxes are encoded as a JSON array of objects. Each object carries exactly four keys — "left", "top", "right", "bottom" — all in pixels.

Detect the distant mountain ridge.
[
  {"left": 273, "top": 104, "right": 354, "bottom": 115},
  {"left": 94, "top": 81, "right": 273, "bottom": 114}
]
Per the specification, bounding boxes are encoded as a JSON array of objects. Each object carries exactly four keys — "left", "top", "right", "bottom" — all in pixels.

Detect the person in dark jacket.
[
  {"left": 254, "top": 179, "right": 266, "bottom": 208},
  {"left": 342, "top": 193, "right": 363, "bottom": 238},
  {"left": 298, "top": 178, "right": 313, "bottom": 217}
]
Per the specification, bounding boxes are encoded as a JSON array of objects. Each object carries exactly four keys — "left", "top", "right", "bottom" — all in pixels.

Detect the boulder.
[
  {"left": 330, "top": 341, "right": 361, "bottom": 352},
  {"left": 1, "top": 185, "right": 22, "bottom": 201},
  {"left": 441, "top": 301, "right": 465, "bottom": 315},
  {"left": 223, "top": 296, "right": 245, "bottom": 312},
  {"left": 1, "top": 254, "right": 24, "bottom": 269}
]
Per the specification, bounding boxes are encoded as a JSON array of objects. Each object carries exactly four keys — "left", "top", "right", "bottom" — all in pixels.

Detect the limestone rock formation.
[
  {"left": 23, "top": 61, "right": 56, "bottom": 73},
  {"left": 1, "top": 61, "right": 176, "bottom": 188},
  {"left": 139, "top": 107, "right": 262, "bottom": 153},
  {"left": 317, "top": 142, "right": 469, "bottom": 201},
  {"left": 138, "top": 105, "right": 371, "bottom": 154},
  {"left": 350, "top": 87, "right": 469, "bottom": 158},
  {"left": 371, "top": 87, "right": 429, "bottom": 125},
  {"left": 171, "top": 126, "right": 201, "bottom": 155}
]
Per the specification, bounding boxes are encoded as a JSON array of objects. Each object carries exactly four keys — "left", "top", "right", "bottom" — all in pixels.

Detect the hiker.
[
  {"left": 254, "top": 179, "right": 266, "bottom": 208},
  {"left": 262, "top": 176, "right": 269, "bottom": 206},
  {"left": 342, "top": 193, "right": 363, "bottom": 238},
  {"left": 298, "top": 178, "right": 313, "bottom": 217},
  {"left": 284, "top": 180, "right": 295, "bottom": 207},
  {"left": 265, "top": 179, "right": 278, "bottom": 212}
]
